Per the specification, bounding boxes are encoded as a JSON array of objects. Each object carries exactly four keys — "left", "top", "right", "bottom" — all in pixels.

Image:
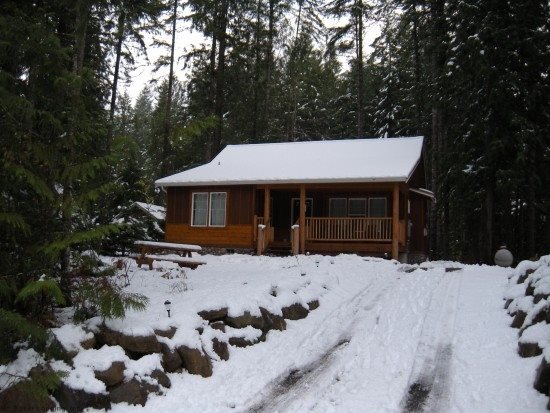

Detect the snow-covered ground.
[
  {"left": 5, "top": 254, "right": 546, "bottom": 412},
  {"left": 58, "top": 253, "right": 543, "bottom": 413}
]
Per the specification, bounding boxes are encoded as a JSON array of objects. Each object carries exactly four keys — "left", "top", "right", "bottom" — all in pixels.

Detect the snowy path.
[{"left": 103, "top": 256, "right": 548, "bottom": 413}]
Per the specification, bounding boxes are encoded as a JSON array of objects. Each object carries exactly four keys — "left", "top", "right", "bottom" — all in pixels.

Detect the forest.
[{"left": 0, "top": 0, "right": 549, "bottom": 347}]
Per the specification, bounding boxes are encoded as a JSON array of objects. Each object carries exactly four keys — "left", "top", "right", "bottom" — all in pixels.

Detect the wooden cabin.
[{"left": 155, "top": 137, "right": 433, "bottom": 262}]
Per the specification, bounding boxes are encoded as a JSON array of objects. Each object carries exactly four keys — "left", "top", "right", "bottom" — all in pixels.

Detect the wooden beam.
[
  {"left": 392, "top": 183, "right": 399, "bottom": 260},
  {"left": 263, "top": 186, "right": 270, "bottom": 224},
  {"left": 300, "top": 184, "right": 306, "bottom": 253}
]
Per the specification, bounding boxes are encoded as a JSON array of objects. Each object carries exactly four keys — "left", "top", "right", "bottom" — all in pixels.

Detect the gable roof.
[{"left": 156, "top": 136, "right": 424, "bottom": 187}]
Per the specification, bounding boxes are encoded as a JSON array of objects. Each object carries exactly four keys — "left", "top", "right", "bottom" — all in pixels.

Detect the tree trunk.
[
  {"left": 356, "top": 0, "right": 364, "bottom": 138},
  {"left": 212, "top": 0, "right": 229, "bottom": 158},
  {"left": 263, "top": 0, "right": 275, "bottom": 139},
  {"left": 108, "top": 8, "right": 127, "bottom": 149},
  {"left": 411, "top": 0, "right": 423, "bottom": 134},
  {"left": 251, "top": 0, "right": 262, "bottom": 143},
  {"left": 205, "top": 21, "right": 217, "bottom": 162},
  {"left": 161, "top": 0, "right": 178, "bottom": 177}
]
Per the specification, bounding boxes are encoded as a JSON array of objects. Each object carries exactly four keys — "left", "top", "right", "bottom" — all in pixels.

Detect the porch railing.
[{"left": 305, "top": 217, "right": 392, "bottom": 242}]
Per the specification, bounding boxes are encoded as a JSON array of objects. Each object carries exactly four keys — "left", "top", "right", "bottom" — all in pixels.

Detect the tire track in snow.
[
  {"left": 243, "top": 272, "right": 400, "bottom": 413},
  {"left": 401, "top": 271, "right": 462, "bottom": 413}
]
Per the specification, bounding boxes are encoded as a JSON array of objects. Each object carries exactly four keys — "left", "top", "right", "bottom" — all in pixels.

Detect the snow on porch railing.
[{"left": 305, "top": 217, "right": 392, "bottom": 242}]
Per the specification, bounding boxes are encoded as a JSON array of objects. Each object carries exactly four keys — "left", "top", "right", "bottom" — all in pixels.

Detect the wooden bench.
[{"left": 132, "top": 241, "right": 205, "bottom": 270}]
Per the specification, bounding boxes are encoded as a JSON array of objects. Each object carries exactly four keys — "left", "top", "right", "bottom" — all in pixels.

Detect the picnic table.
[{"left": 131, "top": 240, "right": 206, "bottom": 270}]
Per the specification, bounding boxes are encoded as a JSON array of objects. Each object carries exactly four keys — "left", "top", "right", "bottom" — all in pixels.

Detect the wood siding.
[{"left": 166, "top": 224, "right": 253, "bottom": 248}]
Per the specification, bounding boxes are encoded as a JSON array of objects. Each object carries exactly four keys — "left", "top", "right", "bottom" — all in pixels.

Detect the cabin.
[{"left": 155, "top": 137, "right": 433, "bottom": 262}]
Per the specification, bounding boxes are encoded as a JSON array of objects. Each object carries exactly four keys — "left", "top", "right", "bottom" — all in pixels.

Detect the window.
[
  {"left": 191, "top": 193, "right": 208, "bottom": 226},
  {"left": 348, "top": 198, "right": 367, "bottom": 217},
  {"left": 191, "top": 192, "right": 227, "bottom": 227},
  {"left": 209, "top": 192, "right": 226, "bottom": 227},
  {"left": 368, "top": 197, "right": 387, "bottom": 217},
  {"left": 329, "top": 198, "right": 347, "bottom": 217}
]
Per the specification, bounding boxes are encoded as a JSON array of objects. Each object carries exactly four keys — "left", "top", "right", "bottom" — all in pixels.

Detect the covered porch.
[{"left": 254, "top": 183, "right": 408, "bottom": 260}]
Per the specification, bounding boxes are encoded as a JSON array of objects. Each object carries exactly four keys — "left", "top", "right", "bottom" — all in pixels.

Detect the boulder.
[
  {"left": 177, "top": 345, "right": 213, "bottom": 377},
  {"left": 526, "top": 282, "right": 536, "bottom": 297},
  {"left": 281, "top": 303, "right": 309, "bottom": 320},
  {"left": 0, "top": 382, "right": 56, "bottom": 413},
  {"left": 518, "top": 341, "right": 542, "bottom": 358},
  {"left": 226, "top": 311, "right": 264, "bottom": 330},
  {"left": 518, "top": 269, "right": 535, "bottom": 284},
  {"left": 504, "top": 299, "right": 513, "bottom": 310},
  {"left": 534, "top": 357, "right": 550, "bottom": 394},
  {"left": 160, "top": 342, "right": 183, "bottom": 373},
  {"left": 109, "top": 379, "right": 159, "bottom": 406},
  {"left": 96, "top": 325, "right": 161, "bottom": 355},
  {"left": 154, "top": 327, "right": 177, "bottom": 339},
  {"left": 228, "top": 336, "right": 258, "bottom": 348},
  {"left": 80, "top": 335, "right": 96, "bottom": 350},
  {"left": 307, "top": 300, "right": 320, "bottom": 311},
  {"left": 210, "top": 321, "right": 226, "bottom": 332},
  {"left": 212, "top": 338, "right": 230, "bottom": 361},
  {"left": 54, "top": 383, "right": 111, "bottom": 413},
  {"left": 94, "top": 361, "right": 125, "bottom": 387},
  {"left": 259, "top": 307, "right": 286, "bottom": 332},
  {"left": 198, "top": 308, "right": 228, "bottom": 322},
  {"left": 511, "top": 310, "right": 527, "bottom": 328},
  {"left": 534, "top": 293, "right": 549, "bottom": 304},
  {"left": 150, "top": 369, "right": 171, "bottom": 389}
]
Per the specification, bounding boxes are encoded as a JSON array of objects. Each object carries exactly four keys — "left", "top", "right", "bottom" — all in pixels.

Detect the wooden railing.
[
  {"left": 256, "top": 218, "right": 274, "bottom": 255},
  {"left": 305, "top": 217, "right": 392, "bottom": 242},
  {"left": 253, "top": 216, "right": 265, "bottom": 241}
]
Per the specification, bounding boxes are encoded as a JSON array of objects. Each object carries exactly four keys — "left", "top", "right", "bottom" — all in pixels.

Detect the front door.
[{"left": 291, "top": 198, "right": 313, "bottom": 226}]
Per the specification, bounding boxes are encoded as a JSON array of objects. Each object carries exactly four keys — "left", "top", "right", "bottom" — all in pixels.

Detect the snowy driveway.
[{"left": 107, "top": 255, "right": 547, "bottom": 413}]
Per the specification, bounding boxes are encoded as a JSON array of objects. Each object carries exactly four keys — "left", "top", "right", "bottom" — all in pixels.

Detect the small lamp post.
[
  {"left": 164, "top": 300, "right": 172, "bottom": 318},
  {"left": 315, "top": 259, "right": 320, "bottom": 268}
]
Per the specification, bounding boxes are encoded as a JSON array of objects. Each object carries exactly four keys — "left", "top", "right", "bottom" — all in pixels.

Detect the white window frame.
[
  {"left": 348, "top": 198, "right": 367, "bottom": 217},
  {"left": 368, "top": 197, "right": 387, "bottom": 218},
  {"left": 329, "top": 198, "right": 347, "bottom": 217},
  {"left": 191, "top": 192, "right": 209, "bottom": 227},
  {"left": 208, "top": 192, "right": 227, "bottom": 227}
]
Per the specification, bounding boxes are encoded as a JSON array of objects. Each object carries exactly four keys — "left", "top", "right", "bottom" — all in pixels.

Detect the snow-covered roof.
[
  {"left": 156, "top": 137, "right": 424, "bottom": 187},
  {"left": 132, "top": 202, "right": 166, "bottom": 221}
]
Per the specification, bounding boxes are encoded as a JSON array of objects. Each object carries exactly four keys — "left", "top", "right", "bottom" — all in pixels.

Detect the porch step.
[{"left": 265, "top": 243, "right": 292, "bottom": 256}]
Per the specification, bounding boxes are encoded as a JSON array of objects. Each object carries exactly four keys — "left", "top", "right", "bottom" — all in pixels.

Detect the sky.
[{"left": 121, "top": 9, "right": 381, "bottom": 104}]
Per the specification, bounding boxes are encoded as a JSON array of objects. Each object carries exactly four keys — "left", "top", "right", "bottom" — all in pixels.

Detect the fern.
[
  {"left": 15, "top": 280, "right": 65, "bottom": 306},
  {"left": 0, "top": 212, "right": 30, "bottom": 234},
  {"left": 0, "top": 309, "right": 48, "bottom": 363}
]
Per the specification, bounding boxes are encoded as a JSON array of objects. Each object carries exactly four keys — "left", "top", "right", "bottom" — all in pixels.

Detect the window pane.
[
  {"left": 369, "top": 198, "right": 387, "bottom": 217},
  {"left": 209, "top": 192, "right": 226, "bottom": 226},
  {"left": 329, "top": 198, "right": 347, "bottom": 217},
  {"left": 349, "top": 198, "right": 366, "bottom": 216},
  {"left": 192, "top": 193, "right": 208, "bottom": 226}
]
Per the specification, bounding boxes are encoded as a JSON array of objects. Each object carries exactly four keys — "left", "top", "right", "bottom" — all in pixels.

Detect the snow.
[
  {"left": 132, "top": 202, "right": 166, "bottom": 221},
  {"left": 51, "top": 324, "right": 95, "bottom": 353},
  {"left": 53, "top": 254, "right": 544, "bottom": 412},
  {"left": 520, "top": 323, "right": 550, "bottom": 348},
  {"left": 4, "top": 253, "right": 547, "bottom": 411},
  {"left": 0, "top": 349, "right": 43, "bottom": 389},
  {"left": 155, "top": 137, "right": 424, "bottom": 186}
]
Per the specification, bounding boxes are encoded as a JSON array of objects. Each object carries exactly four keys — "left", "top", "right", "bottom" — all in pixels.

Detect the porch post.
[
  {"left": 392, "top": 183, "right": 399, "bottom": 260},
  {"left": 299, "top": 184, "right": 306, "bottom": 254},
  {"left": 263, "top": 186, "right": 270, "bottom": 224}
]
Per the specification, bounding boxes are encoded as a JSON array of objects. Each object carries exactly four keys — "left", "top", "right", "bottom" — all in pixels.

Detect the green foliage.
[
  {"left": 15, "top": 368, "right": 66, "bottom": 400},
  {"left": 16, "top": 280, "right": 66, "bottom": 307},
  {"left": 72, "top": 276, "right": 148, "bottom": 323},
  {"left": 0, "top": 309, "right": 48, "bottom": 363}
]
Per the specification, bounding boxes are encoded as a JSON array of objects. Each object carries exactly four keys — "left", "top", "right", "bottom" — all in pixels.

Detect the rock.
[
  {"left": 80, "top": 335, "right": 96, "bottom": 350},
  {"left": 526, "top": 282, "right": 536, "bottom": 297},
  {"left": 177, "top": 345, "right": 213, "bottom": 377},
  {"left": 54, "top": 383, "right": 111, "bottom": 413},
  {"left": 154, "top": 327, "right": 177, "bottom": 339},
  {"left": 212, "top": 338, "right": 230, "bottom": 361},
  {"left": 150, "top": 369, "right": 171, "bottom": 388},
  {"left": 198, "top": 308, "right": 228, "bottom": 322},
  {"left": 228, "top": 336, "right": 258, "bottom": 348},
  {"left": 210, "top": 321, "right": 226, "bottom": 332},
  {"left": 281, "top": 303, "right": 309, "bottom": 320},
  {"left": 94, "top": 361, "right": 125, "bottom": 387},
  {"left": 259, "top": 307, "right": 286, "bottom": 332},
  {"left": 160, "top": 342, "right": 183, "bottom": 373},
  {"left": 307, "top": 300, "right": 320, "bottom": 311},
  {"left": 518, "top": 269, "right": 535, "bottom": 284},
  {"left": 534, "top": 293, "right": 549, "bottom": 304},
  {"left": 109, "top": 379, "right": 159, "bottom": 406},
  {"left": 117, "top": 333, "right": 161, "bottom": 355},
  {"left": 504, "top": 299, "right": 513, "bottom": 310},
  {"left": 226, "top": 311, "right": 264, "bottom": 330},
  {"left": 518, "top": 341, "right": 542, "bottom": 358},
  {"left": 96, "top": 325, "right": 161, "bottom": 355},
  {"left": 0, "top": 382, "right": 56, "bottom": 413},
  {"left": 534, "top": 358, "right": 550, "bottom": 394},
  {"left": 511, "top": 310, "right": 527, "bottom": 328}
]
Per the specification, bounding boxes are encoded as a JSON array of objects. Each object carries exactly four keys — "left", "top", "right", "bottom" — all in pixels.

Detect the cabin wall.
[{"left": 165, "top": 186, "right": 254, "bottom": 248}]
